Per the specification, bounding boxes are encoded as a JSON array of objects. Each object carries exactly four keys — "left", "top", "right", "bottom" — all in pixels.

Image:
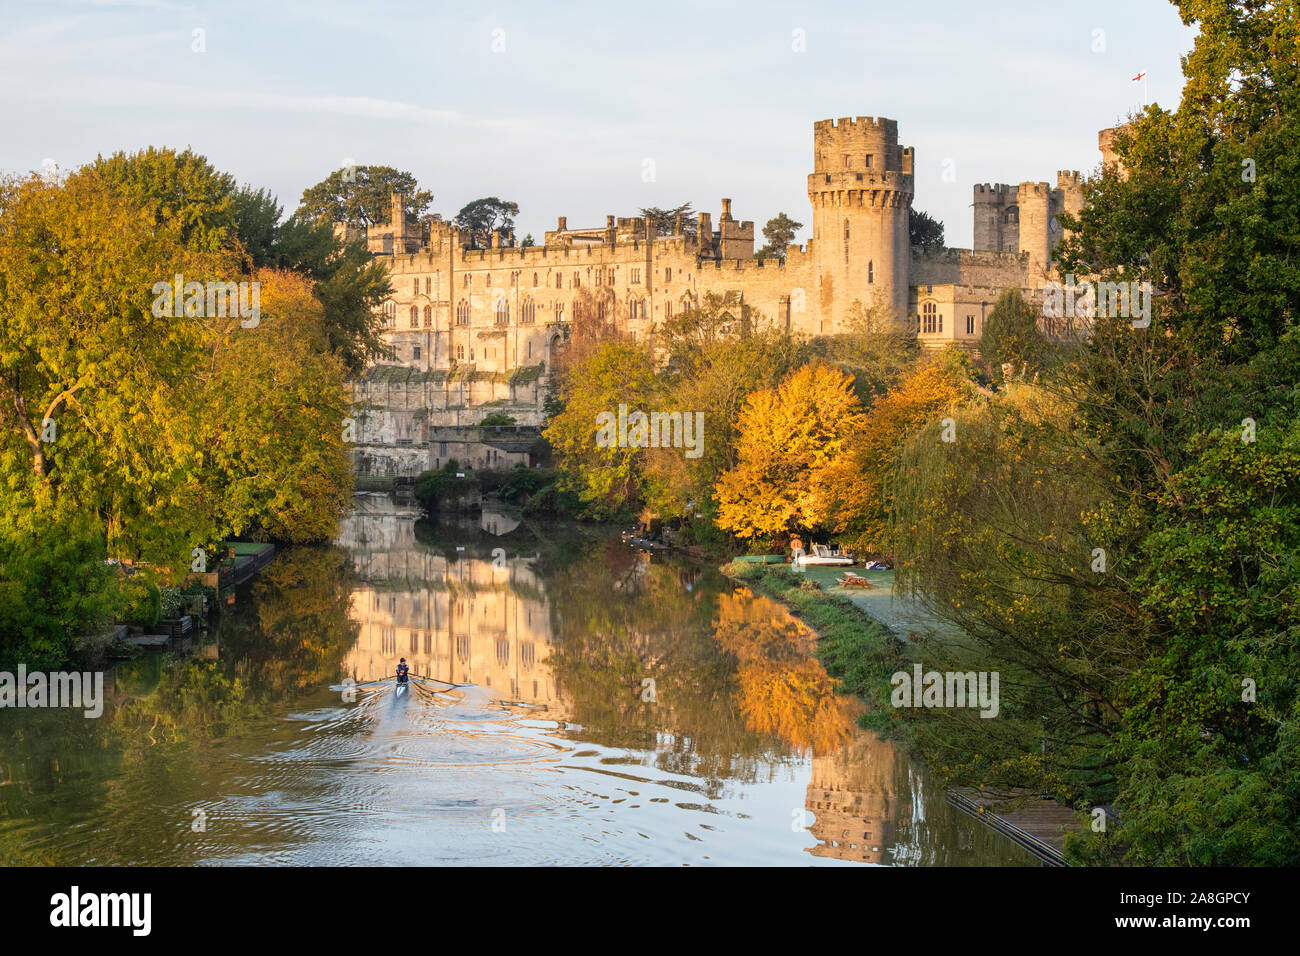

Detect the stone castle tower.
[{"left": 808, "top": 117, "right": 914, "bottom": 330}]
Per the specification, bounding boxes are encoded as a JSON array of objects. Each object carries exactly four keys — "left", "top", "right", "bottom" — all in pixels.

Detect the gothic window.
[
  {"left": 456, "top": 344, "right": 465, "bottom": 360},
  {"left": 665, "top": 267, "right": 672, "bottom": 282},
  {"left": 533, "top": 272, "right": 539, "bottom": 287},
  {"left": 412, "top": 278, "right": 419, "bottom": 294},
  {"left": 495, "top": 298, "right": 510, "bottom": 325},
  {"left": 521, "top": 299, "right": 535, "bottom": 324},
  {"left": 463, "top": 274, "right": 470, "bottom": 288},
  {"left": 922, "top": 302, "right": 938, "bottom": 334},
  {"left": 425, "top": 277, "right": 431, "bottom": 295},
  {"left": 456, "top": 300, "right": 470, "bottom": 326},
  {"left": 409, "top": 306, "right": 419, "bottom": 328},
  {"left": 573, "top": 272, "right": 580, "bottom": 288},
  {"left": 631, "top": 267, "right": 641, "bottom": 284},
  {"left": 424, "top": 305, "right": 432, "bottom": 327},
  {"left": 665, "top": 300, "right": 673, "bottom": 319},
  {"left": 966, "top": 314, "right": 976, "bottom": 335},
  {"left": 556, "top": 273, "right": 562, "bottom": 289},
  {"left": 868, "top": 261, "right": 874, "bottom": 283},
  {"left": 844, "top": 219, "right": 850, "bottom": 239}
]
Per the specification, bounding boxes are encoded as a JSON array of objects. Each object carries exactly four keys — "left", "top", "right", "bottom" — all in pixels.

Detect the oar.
[
  {"left": 411, "top": 673, "right": 466, "bottom": 688},
  {"left": 328, "top": 678, "right": 391, "bottom": 692}
]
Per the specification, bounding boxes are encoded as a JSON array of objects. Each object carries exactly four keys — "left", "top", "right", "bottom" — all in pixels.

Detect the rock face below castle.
[{"left": 350, "top": 115, "right": 1103, "bottom": 477}]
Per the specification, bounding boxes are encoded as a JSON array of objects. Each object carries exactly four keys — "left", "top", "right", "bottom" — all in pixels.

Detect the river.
[{"left": 0, "top": 495, "right": 1036, "bottom": 866}]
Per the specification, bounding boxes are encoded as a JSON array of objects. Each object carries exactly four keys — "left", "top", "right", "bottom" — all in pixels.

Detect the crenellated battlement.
[
  {"left": 973, "top": 183, "right": 1015, "bottom": 202},
  {"left": 813, "top": 116, "right": 899, "bottom": 136},
  {"left": 1018, "top": 181, "right": 1052, "bottom": 197},
  {"left": 1057, "top": 170, "right": 1082, "bottom": 187},
  {"left": 912, "top": 246, "right": 1031, "bottom": 266}
]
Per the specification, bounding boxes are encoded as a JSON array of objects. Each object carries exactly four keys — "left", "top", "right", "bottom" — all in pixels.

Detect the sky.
[{"left": 0, "top": 0, "right": 1198, "bottom": 249}]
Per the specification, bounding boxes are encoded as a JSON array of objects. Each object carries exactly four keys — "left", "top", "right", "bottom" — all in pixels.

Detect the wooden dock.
[{"left": 946, "top": 788, "right": 1085, "bottom": 866}]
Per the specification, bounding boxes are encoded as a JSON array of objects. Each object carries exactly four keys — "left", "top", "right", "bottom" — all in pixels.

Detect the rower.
[{"left": 396, "top": 658, "right": 409, "bottom": 685}]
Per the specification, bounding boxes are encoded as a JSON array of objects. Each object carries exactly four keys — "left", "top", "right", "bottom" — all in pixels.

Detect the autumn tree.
[
  {"left": 714, "top": 363, "right": 867, "bottom": 540},
  {"left": 821, "top": 347, "right": 977, "bottom": 553}
]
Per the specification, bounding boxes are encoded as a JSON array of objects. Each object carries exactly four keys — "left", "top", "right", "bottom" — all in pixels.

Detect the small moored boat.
[{"left": 794, "top": 544, "right": 855, "bottom": 567}]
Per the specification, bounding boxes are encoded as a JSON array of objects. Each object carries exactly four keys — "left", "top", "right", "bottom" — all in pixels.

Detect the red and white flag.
[{"left": 1132, "top": 72, "right": 1147, "bottom": 82}]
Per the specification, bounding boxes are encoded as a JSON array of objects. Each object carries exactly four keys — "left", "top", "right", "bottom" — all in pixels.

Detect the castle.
[{"left": 349, "top": 115, "right": 1116, "bottom": 477}]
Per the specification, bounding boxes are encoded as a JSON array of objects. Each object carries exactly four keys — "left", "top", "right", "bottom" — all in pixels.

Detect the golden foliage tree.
[{"left": 714, "top": 362, "right": 866, "bottom": 539}]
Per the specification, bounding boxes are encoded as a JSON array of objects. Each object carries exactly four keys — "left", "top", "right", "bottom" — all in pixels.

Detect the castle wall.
[{"left": 350, "top": 115, "right": 1108, "bottom": 476}]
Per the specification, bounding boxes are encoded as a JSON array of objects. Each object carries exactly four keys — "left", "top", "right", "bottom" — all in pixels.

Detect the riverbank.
[
  {"left": 721, "top": 560, "right": 908, "bottom": 736},
  {"left": 723, "top": 558, "right": 1091, "bottom": 864}
]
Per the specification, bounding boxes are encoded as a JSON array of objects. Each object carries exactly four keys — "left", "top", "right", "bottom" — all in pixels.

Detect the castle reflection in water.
[
  {"left": 332, "top": 496, "right": 1000, "bottom": 866},
  {"left": 336, "top": 497, "right": 561, "bottom": 711}
]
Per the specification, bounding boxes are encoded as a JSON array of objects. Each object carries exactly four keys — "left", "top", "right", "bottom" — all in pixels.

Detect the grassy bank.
[{"left": 722, "top": 560, "right": 911, "bottom": 737}]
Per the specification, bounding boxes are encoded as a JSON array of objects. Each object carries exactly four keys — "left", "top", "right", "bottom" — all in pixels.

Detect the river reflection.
[{"left": 0, "top": 495, "right": 1035, "bottom": 866}]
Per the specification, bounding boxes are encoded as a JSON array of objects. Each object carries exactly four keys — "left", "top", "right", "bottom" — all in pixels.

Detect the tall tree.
[
  {"left": 757, "top": 212, "right": 803, "bottom": 261},
  {"left": 979, "top": 287, "right": 1049, "bottom": 379},
  {"left": 909, "top": 206, "right": 945, "bottom": 249},
  {"left": 454, "top": 197, "right": 519, "bottom": 248},
  {"left": 640, "top": 203, "right": 697, "bottom": 238},
  {"left": 714, "top": 363, "right": 867, "bottom": 540},
  {"left": 297, "top": 165, "right": 432, "bottom": 230}
]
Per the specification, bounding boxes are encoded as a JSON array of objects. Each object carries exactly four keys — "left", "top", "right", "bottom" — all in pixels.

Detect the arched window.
[
  {"left": 868, "top": 261, "right": 874, "bottom": 283},
  {"left": 533, "top": 272, "right": 539, "bottom": 287},
  {"left": 556, "top": 273, "right": 562, "bottom": 289},
  {"left": 597, "top": 299, "right": 607, "bottom": 322},
  {"left": 555, "top": 302, "right": 564, "bottom": 322},
  {"left": 573, "top": 272, "right": 580, "bottom": 288},
  {"left": 922, "top": 301, "right": 938, "bottom": 334},
  {"left": 456, "top": 344, "right": 465, "bottom": 360},
  {"left": 412, "top": 278, "right": 419, "bottom": 294},
  {"left": 409, "top": 306, "right": 419, "bottom": 328},
  {"left": 521, "top": 299, "right": 535, "bottom": 324},
  {"left": 463, "top": 274, "right": 470, "bottom": 288},
  {"left": 456, "top": 300, "right": 470, "bottom": 326},
  {"left": 495, "top": 298, "right": 510, "bottom": 325},
  {"left": 423, "top": 305, "right": 432, "bottom": 327}
]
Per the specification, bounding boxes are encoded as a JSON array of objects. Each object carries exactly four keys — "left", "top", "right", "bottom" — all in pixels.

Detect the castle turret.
[
  {"left": 1017, "top": 181, "right": 1052, "bottom": 274},
  {"left": 972, "top": 183, "right": 1018, "bottom": 253},
  {"left": 808, "top": 116, "right": 914, "bottom": 330},
  {"left": 1054, "top": 170, "right": 1084, "bottom": 248}
]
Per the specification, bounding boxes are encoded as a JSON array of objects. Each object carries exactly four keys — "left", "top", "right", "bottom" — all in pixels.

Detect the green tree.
[
  {"left": 454, "top": 197, "right": 519, "bottom": 248},
  {"left": 639, "top": 204, "right": 697, "bottom": 238},
  {"left": 297, "top": 165, "right": 432, "bottom": 230},
  {"left": 543, "top": 338, "right": 662, "bottom": 519},
  {"left": 979, "top": 288, "right": 1048, "bottom": 379},
  {"left": 909, "top": 206, "right": 945, "bottom": 250},
  {"left": 756, "top": 212, "right": 803, "bottom": 261}
]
